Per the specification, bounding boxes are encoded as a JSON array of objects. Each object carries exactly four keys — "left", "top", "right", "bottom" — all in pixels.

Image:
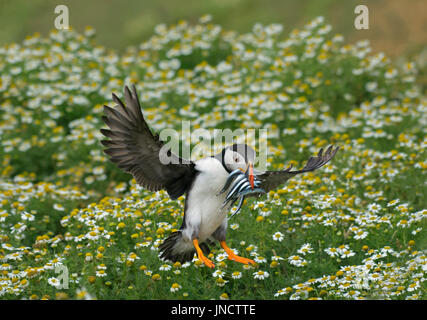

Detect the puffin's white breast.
[{"left": 183, "top": 157, "right": 229, "bottom": 242}]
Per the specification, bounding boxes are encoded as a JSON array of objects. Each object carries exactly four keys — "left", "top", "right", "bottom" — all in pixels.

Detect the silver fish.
[
  {"left": 218, "top": 169, "right": 244, "bottom": 195},
  {"left": 220, "top": 170, "right": 265, "bottom": 219},
  {"left": 226, "top": 180, "right": 251, "bottom": 201},
  {"left": 229, "top": 195, "right": 245, "bottom": 219},
  {"left": 221, "top": 174, "right": 248, "bottom": 197}
]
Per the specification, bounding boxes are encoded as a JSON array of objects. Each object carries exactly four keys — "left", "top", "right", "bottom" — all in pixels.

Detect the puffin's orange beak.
[{"left": 248, "top": 163, "right": 254, "bottom": 190}]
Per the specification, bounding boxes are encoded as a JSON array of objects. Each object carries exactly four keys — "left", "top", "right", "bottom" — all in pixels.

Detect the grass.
[{"left": 0, "top": 15, "right": 426, "bottom": 300}]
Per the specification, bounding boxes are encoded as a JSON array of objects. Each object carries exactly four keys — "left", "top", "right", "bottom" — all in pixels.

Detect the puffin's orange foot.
[
  {"left": 227, "top": 253, "right": 255, "bottom": 265},
  {"left": 199, "top": 254, "right": 215, "bottom": 268},
  {"left": 193, "top": 239, "right": 215, "bottom": 268},
  {"left": 220, "top": 241, "right": 255, "bottom": 265}
]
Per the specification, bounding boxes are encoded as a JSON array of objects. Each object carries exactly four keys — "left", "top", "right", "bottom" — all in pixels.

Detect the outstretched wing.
[
  {"left": 254, "top": 145, "right": 339, "bottom": 193},
  {"left": 100, "top": 85, "right": 197, "bottom": 199}
]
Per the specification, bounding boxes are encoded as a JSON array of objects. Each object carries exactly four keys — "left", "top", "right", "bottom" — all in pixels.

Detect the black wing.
[
  {"left": 254, "top": 145, "right": 339, "bottom": 193},
  {"left": 100, "top": 85, "right": 197, "bottom": 199}
]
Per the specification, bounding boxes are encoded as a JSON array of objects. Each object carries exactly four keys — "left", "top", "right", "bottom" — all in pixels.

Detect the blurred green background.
[{"left": 0, "top": 0, "right": 425, "bottom": 58}]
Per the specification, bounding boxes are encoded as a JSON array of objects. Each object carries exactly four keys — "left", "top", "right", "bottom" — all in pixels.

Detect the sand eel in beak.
[
  {"left": 219, "top": 168, "right": 264, "bottom": 219},
  {"left": 101, "top": 85, "right": 340, "bottom": 268}
]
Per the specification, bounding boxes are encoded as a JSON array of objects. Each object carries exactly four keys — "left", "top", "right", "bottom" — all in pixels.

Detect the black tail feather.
[{"left": 158, "top": 231, "right": 211, "bottom": 263}]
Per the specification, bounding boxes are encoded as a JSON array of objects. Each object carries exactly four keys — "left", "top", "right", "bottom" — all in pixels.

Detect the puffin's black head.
[{"left": 214, "top": 143, "right": 256, "bottom": 189}]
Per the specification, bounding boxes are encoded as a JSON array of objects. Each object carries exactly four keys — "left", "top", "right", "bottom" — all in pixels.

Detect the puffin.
[{"left": 100, "top": 86, "right": 339, "bottom": 268}]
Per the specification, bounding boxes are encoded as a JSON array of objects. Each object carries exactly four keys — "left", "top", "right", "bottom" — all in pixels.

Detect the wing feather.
[
  {"left": 254, "top": 145, "right": 339, "bottom": 193},
  {"left": 101, "top": 85, "right": 196, "bottom": 199}
]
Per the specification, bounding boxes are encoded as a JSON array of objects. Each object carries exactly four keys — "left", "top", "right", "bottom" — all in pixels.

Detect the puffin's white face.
[{"left": 223, "top": 149, "right": 247, "bottom": 172}]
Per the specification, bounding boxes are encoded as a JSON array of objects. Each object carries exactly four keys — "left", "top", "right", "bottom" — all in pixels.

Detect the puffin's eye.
[{"left": 234, "top": 156, "right": 239, "bottom": 162}]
